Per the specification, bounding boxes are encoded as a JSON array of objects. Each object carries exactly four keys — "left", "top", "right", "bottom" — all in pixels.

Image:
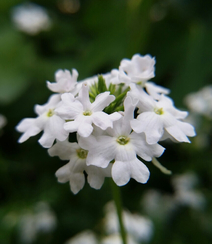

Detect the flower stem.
[{"left": 110, "top": 179, "right": 127, "bottom": 244}]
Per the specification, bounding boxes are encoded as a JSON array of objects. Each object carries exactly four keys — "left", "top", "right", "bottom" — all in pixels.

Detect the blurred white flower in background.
[
  {"left": 2, "top": 202, "right": 56, "bottom": 244},
  {"left": 184, "top": 85, "right": 212, "bottom": 149},
  {"left": 142, "top": 172, "right": 206, "bottom": 222},
  {"left": 64, "top": 201, "right": 153, "bottom": 244},
  {"left": 185, "top": 85, "right": 212, "bottom": 119},
  {"left": 104, "top": 201, "right": 153, "bottom": 243},
  {"left": 172, "top": 172, "right": 206, "bottom": 210},
  {"left": 141, "top": 190, "right": 175, "bottom": 220},
  {"left": 0, "top": 114, "right": 7, "bottom": 130},
  {"left": 11, "top": 3, "right": 52, "bottom": 35},
  {"left": 18, "top": 202, "right": 57, "bottom": 243},
  {"left": 101, "top": 234, "right": 138, "bottom": 244},
  {"left": 65, "top": 230, "right": 98, "bottom": 244}
]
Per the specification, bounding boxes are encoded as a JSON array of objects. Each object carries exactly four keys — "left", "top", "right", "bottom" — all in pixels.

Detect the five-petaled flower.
[{"left": 56, "top": 84, "right": 121, "bottom": 137}]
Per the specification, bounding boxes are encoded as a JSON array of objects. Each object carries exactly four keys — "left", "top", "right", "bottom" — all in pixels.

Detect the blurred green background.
[{"left": 0, "top": 0, "right": 212, "bottom": 243}]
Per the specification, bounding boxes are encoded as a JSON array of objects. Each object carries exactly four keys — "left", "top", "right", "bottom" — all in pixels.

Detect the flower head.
[{"left": 16, "top": 53, "right": 196, "bottom": 193}]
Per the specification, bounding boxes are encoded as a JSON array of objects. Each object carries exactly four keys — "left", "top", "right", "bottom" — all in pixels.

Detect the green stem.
[{"left": 110, "top": 179, "right": 127, "bottom": 244}]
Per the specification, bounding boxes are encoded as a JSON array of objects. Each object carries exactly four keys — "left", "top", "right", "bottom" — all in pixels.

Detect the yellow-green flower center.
[
  {"left": 76, "top": 148, "right": 88, "bottom": 159},
  {"left": 116, "top": 136, "right": 130, "bottom": 145},
  {"left": 154, "top": 107, "right": 164, "bottom": 115},
  {"left": 83, "top": 110, "right": 92, "bottom": 116},
  {"left": 137, "top": 81, "right": 144, "bottom": 86},
  {"left": 47, "top": 109, "right": 54, "bottom": 117}
]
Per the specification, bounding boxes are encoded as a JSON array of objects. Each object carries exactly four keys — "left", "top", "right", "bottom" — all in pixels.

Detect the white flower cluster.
[{"left": 16, "top": 54, "right": 196, "bottom": 194}]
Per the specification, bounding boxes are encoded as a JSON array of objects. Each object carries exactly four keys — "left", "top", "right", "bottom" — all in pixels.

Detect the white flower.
[
  {"left": 172, "top": 173, "right": 206, "bottom": 210},
  {"left": 104, "top": 201, "right": 153, "bottom": 243},
  {"left": 118, "top": 54, "right": 169, "bottom": 99},
  {"left": 130, "top": 84, "right": 196, "bottom": 144},
  {"left": 11, "top": 3, "right": 51, "bottom": 35},
  {"left": 184, "top": 85, "right": 212, "bottom": 119},
  {"left": 119, "top": 54, "right": 155, "bottom": 84},
  {"left": 16, "top": 94, "right": 68, "bottom": 148},
  {"left": 141, "top": 190, "right": 175, "bottom": 219},
  {"left": 0, "top": 114, "right": 7, "bottom": 130},
  {"left": 65, "top": 230, "right": 98, "bottom": 244},
  {"left": 18, "top": 202, "right": 56, "bottom": 244},
  {"left": 47, "top": 69, "right": 79, "bottom": 94},
  {"left": 48, "top": 139, "right": 111, "bottom": 194},
  {"left": 79, "top": 97, "right": 164, "bottom": 186},
  {"left": 101, "top": 234, "right": 138, "bottom": 244},
  {"left": 56, "top": 84, "right": 121, "bottom": 137}
]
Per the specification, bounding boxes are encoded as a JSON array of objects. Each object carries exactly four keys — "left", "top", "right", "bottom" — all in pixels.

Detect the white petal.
[
  {"left": 34, "top": 94, "right": 61, "bottom": 115},
  {"left": 78, "top": 84, "right": 91, "bottom": 109},
  {"left": 61, "top": 92, "right": 75, "bottom": 105},
  {"left": 78, "top": 121, "right": 93, "bottom": 137},
  {"left": 159, "top": 95, "right": 188, "bottom": 119},
  {"left": 112, "top": 160, "right": 131, "bottom": 186},
  {"left": 55, "top": 163, "right": 71, "bottom": 183},
  {"left": 38, "top": 130, "right": 55, "bottom": 148},
  {"left": 115, "top": 143, "right": 136, "bottom": 162},
  {"left": 16, "top": 118, "right": 41, "bottom": 143},
  {"left": 112, "top": 158, "right": 150, "bottom": 186},
  {"left": 130, "top": 158, "right": 150, "bottom": 184},
  {"left": 130, "top": 132, "right": 165, "bottom": 161},
  {"left": 131, "top": 112, "right": 164, "bottom": 144},
  {"left": 165, "top": 125, "right": 190, "bottom": 143},
  {"left": 38, "top": 115, "right": 68, "bottom": 148},
  {"left": 46, "top": 80, "right": 65, "bottom": 93},
  {"left": 108, "top": 112, "right": 122, "bottom": 122},
  {"left": 64, "top": 120, "right": 79, "bottom": 133},
  {"left": 92, "top": 112, "right": 113, "bottom": 130},
  {"left": 48, "top": 140, "right": 78, "bottom": 160},
  {"left": 119, "top": 96, "right": 136, "bottom": 135},
  {"left": 78, "top": 134, "right": 98, "bottom": 150},
  {"left": 49, "top": 115, "right": 69, "bottom": 141},
  {"left": 86, "top": 136, "right": 116, "bottom": 168},
  {"left": 129, "top": 84, "right": 155, "bottom": 112},
  {"left": 177, "top": 120, "right": 196, "bottom": 137},
  {"left": 162, "top": 112, "right": 178, "bottom": 127},
  {"left": 145, "top": 82, "right": 170, "bottom": 100},
  {"left": 56, "top": 100, "right": 83, "bottom": 120},
  {"left": 69, "top": 173, "right": 85, "bottom": 194},
  {"left": 86, "top": 165, "right": 109, "bottom": 189},
  {"left": 91, "top": 92, "right": 115, "bottom": 112}
]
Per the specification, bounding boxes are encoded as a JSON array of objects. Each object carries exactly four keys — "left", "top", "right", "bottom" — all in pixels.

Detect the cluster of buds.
[{"left": 16, "top": 54, "right": 196, "bottom": 194}]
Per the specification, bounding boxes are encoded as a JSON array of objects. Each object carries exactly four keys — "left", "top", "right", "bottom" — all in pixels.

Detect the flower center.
[
  {"left": 154, "top": 107, "right": 164, "bottom": 115},
  {"left": 83, "top": 110, "right": 92, "bottom": 116},
  {"left": 47, "top": 109, "right": 54, "bottom": 117},
  {"left": 76, "top": 148, "right": 88, "bottom": 159},
  {"left": 116, "top": 136, "right": 130, "bottom": 145}
]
